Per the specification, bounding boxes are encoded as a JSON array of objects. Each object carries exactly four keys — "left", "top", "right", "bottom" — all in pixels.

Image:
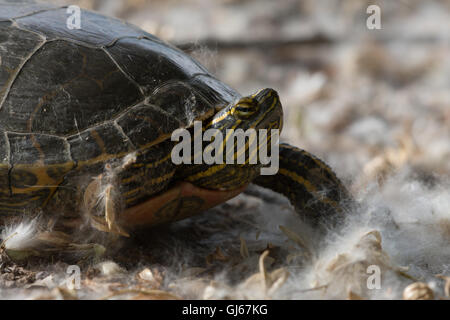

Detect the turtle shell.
[{"left": 0, "top": 1, "right": 239, "bottom": 216}]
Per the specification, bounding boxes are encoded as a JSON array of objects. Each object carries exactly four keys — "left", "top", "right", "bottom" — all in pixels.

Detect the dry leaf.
[
  {"left": 347, "top": 290, "right": 364, "bottom": 300},
  {"left": 403, "top": 282, "right": 434, "bottom": 300}
]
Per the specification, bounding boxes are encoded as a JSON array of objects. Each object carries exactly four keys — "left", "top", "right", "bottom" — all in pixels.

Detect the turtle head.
[
  {"left": 206, "top": 88, "right": 283, "bottom": 181},
  {"left": 211, "top": 88, "right": 283, "bottom": 133},
  {"left": 180, "top": 89, "right": 283, "bottom": 190},
  {"left": 231, "top": 88, "right": 283, "bottom": 131}
]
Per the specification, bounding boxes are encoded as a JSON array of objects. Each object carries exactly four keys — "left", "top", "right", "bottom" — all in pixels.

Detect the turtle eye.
[{"left": 231, "top": 101, "right": 259, "bottom": 119}]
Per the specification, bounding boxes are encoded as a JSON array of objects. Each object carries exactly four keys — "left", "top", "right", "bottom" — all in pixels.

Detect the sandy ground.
[{"left": 0, "top": 0, "right": 449, "bottom": 299}]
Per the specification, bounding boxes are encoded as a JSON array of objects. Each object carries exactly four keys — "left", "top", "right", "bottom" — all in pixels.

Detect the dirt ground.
[{"left": 0, "top": 0, "right": 449, "bottom": 299}]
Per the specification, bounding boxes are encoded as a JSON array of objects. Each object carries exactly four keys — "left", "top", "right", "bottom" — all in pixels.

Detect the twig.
[
  {"left": 176, "top": 34, "right": 446, "bottom": 52},
  {"left": 176, "top": 34, "right": 333, "bottom": 51}
]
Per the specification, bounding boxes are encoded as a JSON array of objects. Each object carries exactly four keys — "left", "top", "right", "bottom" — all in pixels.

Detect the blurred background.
[{"left": 1, "top": 0, "right": 449, "bottom": 300}]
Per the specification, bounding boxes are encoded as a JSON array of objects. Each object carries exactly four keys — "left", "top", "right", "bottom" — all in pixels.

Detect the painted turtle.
[{"left": 0, "top": 2, "right": 351, "bottom": 240}]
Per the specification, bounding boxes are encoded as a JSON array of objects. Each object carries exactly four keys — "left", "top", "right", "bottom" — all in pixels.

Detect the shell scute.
[{"left": 0, "top": 40, "right": 142, "bottom": 135}]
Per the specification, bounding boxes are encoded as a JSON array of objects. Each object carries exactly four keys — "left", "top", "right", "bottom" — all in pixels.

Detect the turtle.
[{"left": 0, "top": 2, "right": 353, "bottom": 245}]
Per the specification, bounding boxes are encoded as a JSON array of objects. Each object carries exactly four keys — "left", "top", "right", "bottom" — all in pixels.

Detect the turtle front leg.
[{"left": 253, "top": 143, "right": 355, "bottom": 226}]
